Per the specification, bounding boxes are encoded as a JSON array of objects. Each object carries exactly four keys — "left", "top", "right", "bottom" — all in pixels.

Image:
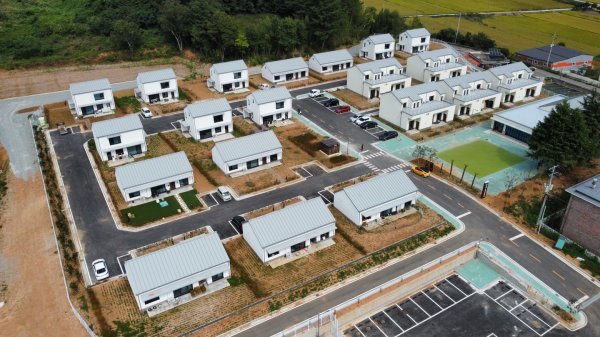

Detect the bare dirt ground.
[
  {"left": 331, "top": 88, "right": 379, "bottom": 110},
  {"left": 0, "top": 173, "right": 86, "bottom": 336},
  {"left": 0, "top": 61, "right": 191, "bottom": 99}
]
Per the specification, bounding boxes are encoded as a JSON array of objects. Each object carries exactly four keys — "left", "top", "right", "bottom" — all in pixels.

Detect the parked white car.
[
  {"left": 140, "top": 107, "right": 153, "bottom": 118},
  {"left": 309, "top": 89, "right": 323, "bottom": 98},
  {"left": 92, "top": 259, "right": 109, "bottom": 281},
  {"left": 217, "top": 186, "right": 232, "bottom": 202},
  {"left": 259, "top": 83, "right": 270, "bottom": 90},
  {"left": 354, "top": 116, "right": 372, "bottom": 126}
]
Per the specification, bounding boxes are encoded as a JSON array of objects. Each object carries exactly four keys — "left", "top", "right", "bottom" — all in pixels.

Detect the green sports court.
[{"left": 437, "top": 140, "right": 526, "bottom": 177}]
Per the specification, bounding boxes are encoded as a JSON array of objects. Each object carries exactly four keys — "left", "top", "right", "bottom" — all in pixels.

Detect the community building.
[
  {"left": 560, "top": 175, "right": 600, "bottom": 256},
  {"left": 308, "top": 49, "right": 353, "bottom": 74},
  {"left": 243, "top": 198, "right": 336, "bottom": 263},
  {"left": 182, "top": 98, "right": 232, "bottom": 141},
  {"left": 466, "top": 48, "right": 510, "bottom": 69},
  {"left": 516, "top": 45, "right": 593, "bottom": 71},
  {"left": 439, "top": 72, "right": 502, "bottom": 117},
  {"left": 115, "top": 151, "right": 194, "bottom": 203},
  {"left": 136, "top": 68, "right": 178, "bottom": 103},
  {"left": 483, "top": 62, "right": 543, "bottom": 104},
  {"left": 208, "top": 60, "right": 248, "bottom": 93},
  {"left": 261, "top": 57, "right": 309, "bottom": 83},
  {"left": 245, "top": 87, "right": 293, "bottom": 126},
  {"left": 406, "top": 48, "right": 467, "bottom": 83},
  {"left": 125, "top": 232, "right": 230, "bottom": 312},
  {"left": 359, "top": 33, "right": 396, "bottom": 60},
  {"left": 397, "top": 28, "right": 430, "bottom": 54},
  {"left": 92, "top": 115, "right": 146, "bottom": 162},
  {"left": 69, "top": 78, "right": 115, "bottom": 116},
  {"left": 379, "top": 82, "right": 455, "bottom": 131},
  {"left": 334, "top": 170, "right": 420, "bottom": 227},
  {"left": 211, "top": 130, "right": 282, "bottom": 175},
  {"left": 346, "top": 58, "right": 411, "bottom": 99}
]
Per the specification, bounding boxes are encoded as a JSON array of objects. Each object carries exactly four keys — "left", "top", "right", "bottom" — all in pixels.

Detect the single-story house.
[
  {"left": 69, "top": 78, "right": 115, "bottom": 116},
  {"left": 483, "top": 62, "right": 543, "bottom": 104},
  {"left": 560, "top": 175, "right": 600, "bottom": 256},
  {"left": 115, "top": 151, "right": 194, "bottom": 203},
  {"left": 308, "top": 49, "right": 353, "bottom": 74},
  {"left": 208, "top": 60, "right": 248, "bottom": 93},
  {"left": 136, "top": 68, "right": 178, "bottom": 103},
  {"left": 183, "top": 98, "right": 232, "bottom": 141},
  {"left": 125, "top": 232, "right": 230, "bottom": 312},
  {"left": 347, "top": 58, "right": 411, "bottom": 99},
  {"left": 438, "top": 72, "right": 502, "bottom": 116},
  {"left": 398, "top": 28, "right": 430, "bottom": 54},
  {"left": 261, "top": 57, "right": 309, "bottom": 83},
  {"left": 243, "top": 198, "right": 336, "bottom": 263},
  {"left": 245, "top": 87, "right": 293, "bottom": 126},
  {"left": 406, "top": 48, "right": 467, "bottom": 83},
  {"left": 516, "top": 45, "right": 593, "bottom": 71},
  {"left": 334, "top": 170, "right": 420, "bottom": 227},
  {"left": 359, "top": 33, "right": 396, "bottom": 60},
  {"left": 92, "top": 114, "right": 146, "bottom": 161},
  {"left": 211, "top": 130, "right": 282, "bottom": 175}
]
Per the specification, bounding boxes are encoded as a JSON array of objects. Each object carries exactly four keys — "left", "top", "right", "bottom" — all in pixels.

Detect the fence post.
[
  {"left": 440, "top": 163, "right": 444, "bottom": 173},
  {"left": 460, "top": 164, "right": 468, "bottom": 183},
  {"left": 449, "top": 160, "right": 454, "bottom": 176},
  {"left": 471, "top": 173, "right": 477, "bottom": 188}
]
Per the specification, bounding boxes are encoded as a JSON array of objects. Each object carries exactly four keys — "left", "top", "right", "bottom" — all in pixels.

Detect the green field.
[
  {"left": 438, "top": 140, "right": 525, "bottom": 177},
  {"left": 364, "top": 0, "right": 569, "bottom": 15},
  {"left": 421, "top": 11, "right": 600, "bottom": 55}
]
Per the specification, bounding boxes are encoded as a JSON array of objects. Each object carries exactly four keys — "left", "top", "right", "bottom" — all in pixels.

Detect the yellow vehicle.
[{"left": 411, "top": 166, "right": 431, "bottom": 177}]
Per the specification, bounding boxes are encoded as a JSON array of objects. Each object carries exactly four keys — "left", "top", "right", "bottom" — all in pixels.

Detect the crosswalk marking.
[{"left": 363, "top": 151, "right": 385, "bottom": 159}]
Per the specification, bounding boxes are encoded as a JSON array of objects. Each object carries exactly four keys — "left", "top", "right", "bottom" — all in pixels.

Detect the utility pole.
[
  {"left": 535, "top": 165, "right": 558, "bottom": 234},
  {"left": 545, "top": 33, "right": 557, "bottom": 69},
  {"left": 455, "top": 13, "right": 462, "bottom": 44}
]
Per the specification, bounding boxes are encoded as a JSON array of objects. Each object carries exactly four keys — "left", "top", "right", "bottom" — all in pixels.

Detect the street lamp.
[{"left": 535, "top": 165, "right": 558, "bottom": 234}]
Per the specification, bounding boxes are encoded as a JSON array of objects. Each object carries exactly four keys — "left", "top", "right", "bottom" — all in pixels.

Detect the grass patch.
[
  {"left": 120, "top": 196, "right": 181, "bottom": 226},
  {"left": 179, "top": 189, "right": 202, "bottom": 210},
  {"left": 438, "top": 140, "right": 525, "bottom": 177},
  {"left": 227, "top": 276, "right": 246, "bottom": 287},
  {"left": 115, "top": 96, "right": 141, "bottom": 114},
  {"left": 289, "top": 132, "right": 320, "bottom": 156}
]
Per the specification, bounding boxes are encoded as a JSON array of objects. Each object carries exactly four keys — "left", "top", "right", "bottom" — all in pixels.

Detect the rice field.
[{"left": 363, "top": 0, "right": 569, "bottom": 15}]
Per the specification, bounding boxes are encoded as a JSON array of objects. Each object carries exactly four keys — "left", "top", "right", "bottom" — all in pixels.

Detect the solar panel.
[{"left": 489, "top": 48, "right": 505, "bottom": 60}]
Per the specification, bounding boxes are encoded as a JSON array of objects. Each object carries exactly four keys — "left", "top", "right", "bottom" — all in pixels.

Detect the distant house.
[
  {"left": 183, "top": 98, "right": 232, "bottom": 141},
  {"left": 406, "top": 48, "right": 467, "bottom": 83},
  {"left": 439, "top": 72, "right": 502, "bottom": 116},
  {"left": 92, "top": 115, "right": 146, "bottom": 162},
  {"left": 115, "top": 151, "right": 194, "bottom": 203},
  {"left": 308, "top": 50, "right": 353, "bottom": 74},
  {"left": 398, "top": 28, "right": 431, "bottom": 54},
  {"left": 334, "top": 170, "right": 419, "bottom": 227},
  {"left": 347, "top": 58, "right": 411, "bottom": 99},
  {"left": 208, "top": 60, "right": 248, "bottom": 93},
  {"left": 243, "top": 198, "right": 336, "bottom": 263},
  {"left": 359, "top": 33, "right": 396, "bottom": 60},
  {"left": 245, "top": 87, "right": 293, "bottom": 126},
  {"left": 136, "top": 68, "right": 178, "bottom": 103},
  {"left": 483, "top": 62, "right": 543, "bottom": 104},
  {"left": 69, "top": 78, "right": 115, "bottom": 116},
  {"left": 211, "top": 130, "right": 282, "bottom": 176},
  {"left": 125, "top": 232, "right": 230, "bottom": 312},
  {"left": 516, "top": 45, "right": 593, "bottom": 71},
  {"left": 262, "top": 57, "right": 309, "bottom": 83},
  {"left": 379, "top": 82, "right": 455, "bottom": 131},
  {"left": 560, "top": 174, "right": 600, "bottom": 256},
  {"left": 467, "top": 48, "right": 510, "bottom": 70}
]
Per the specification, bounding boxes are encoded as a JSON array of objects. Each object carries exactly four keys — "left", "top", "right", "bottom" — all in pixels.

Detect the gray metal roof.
[
  {"left": 246, "top": 198, "right": 335, "bottom": 248},
  {"left": 403, "top": 100, "right": 454, "bottom": 116},
  {"left": 185, "top": 98, "right": 231, "bottom": 118},
  {"left": 454, "top": 89, "right": 500, "bottom": 103},
  {"left": 389, "top": 82, "right": 442, "bottom": 101},
  {"left": 492, "top": 95, "right": 566, "bottom": 130},
  {"left": 125, "top": 232, "right": 229, "bottom": 295},
  {"left": 566, "top": 174, "right": 600, "bottom": 208},
  {"left": 248, "top": 87, "right": 292, "bottom": 105},
  {"left": 263, "top": 57, "right": 308, "bottom": 74},
  {"left": 517, "top": 45, "right": 590, "bottom": 64},
  {"left": 488, "top": 62, "right": 531, "bottom": 78},
  {"left": 415, "top": 48, "right": 458, "bottom": 62},
  {"left": 443, "top": 72, "right": 489, "bottom": 89},
  {"left": 403, "top": 28, "right": 430, "bottom": 38},
  {"left": 364, "top": 33, "right": 395, "bottom": 45},
  {"left": 356, "top": 58, "right": 402, "bottom": 74},
  {"left": 337, "top": 170, "right": 418, "bottom": 212},
  {"left": 92, "top": 114, "right": 143, "bottom": 138},
  {"left": 212, "top": 130, "right": 282, "bottom": 163},
  {"left": 311, "top": 49, "right": 353, "bottom": 65},
  {"left": 116, "top": 152, "right": 192, "bottom": 190},
  {"left": 69, "top": 78, "right": 111, "bottom": 95},
  {"left": 137, "top": 68, "right": 176, "bottom": 84},
  {"left": 211, "top": 60, "right": 247, "bottom": 74}
]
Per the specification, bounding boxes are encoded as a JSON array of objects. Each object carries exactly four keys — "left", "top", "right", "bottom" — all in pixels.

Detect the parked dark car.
[
  {"left": 360, "top": 121, "right": 378, "bottom": 129},
  {"left": 334, "top": 105, "right": 351, "bottom": 113},
  {"left": 378, "top": 130, "right": 398, "bottom": 140},
  {"left": 231, "top": 215, "right": 247, "bottom": 233},
  {"left": 323, "top": 98, "right": 339, "bottom": 107}
]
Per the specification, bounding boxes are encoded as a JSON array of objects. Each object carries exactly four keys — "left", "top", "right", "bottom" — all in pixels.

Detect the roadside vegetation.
[{"left": 0, "top": 147, "right": 8, "bottom": 206}]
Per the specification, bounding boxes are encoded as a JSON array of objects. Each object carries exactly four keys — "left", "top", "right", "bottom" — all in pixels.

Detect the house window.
[
  {"left": 402, "top": 102, "right": 407, "bottom": 108},
  {"left": 162, "top": 92, "right": 169, "bottom": 98},
  {"left": 228, "top": 164, "right": 238, "bottom": 171},
  {"left": 365, "top": 74, "right": 370, "bottom": 80},
  {"left": 476, "top": 84, "right": 481, "bottom": 89},
  {"left": 425, "top": 62, "right": 430, "bottom": 67},
  {"left": 274, "top": 75, "right": 280, "bottom": 81},
  {"left": 212, "top": 272, "right": 224, "bottom": 282},
  {"left": 384, "top": 43, "right": 390, "bottom": 49},
  {"left": 179, "top": 178, "right": 189, "bottom": 186},
  {"left": 322, "top": 66, "right": 327, "bottom": 72},
  {"left": 128, "top": 191, "right": 140, "bottom": 198},
  {"left": 215, "top": 126, "right": 222, "bottom": 133},
  {"left": 160, "top": 81, "right": 170, "bottom": 89},
  {"left": 413, "top": 102, "right": 420, "bottom": 108},
  {"left": 421, "top": 37, "right": 426, "bottom": 43},
  {"left": 270, "top": 154, "right": 278, "bottom": 162},
  {"left": 108, "top": 136, "right": 121, "bottom": 145},
  {"left": 213, "top": 114, "right": 224, "bottom": 123},
  {"left": 247, "top": 159, "right": 259, "bottom": 169},
  {"left": 446, "top": 58, "right": 450, "bottom": 63},
  {"left": 275, "top": 101, "right": 284, "bottom": 109},
  {"left": 93, "top": 93, "right": 105, "bottom": 101},
  {"left": 276, "top": 113, "right": 282, "bottom": 119},
  {"left": 454, "top": 90, "right": 458, "bottom": 95},
  {"left": 234, "top": 72, "right": 242, "bottom": 79},
  {"left": 267, "top": 251, "right": 279, "bottom": 258},
  {"left": 144, "top": 297, "right": 160, "bottom": 305},
  {"left": 428, "top": 95, "right": 434, "bottom": 101},
  {"left": 389, "top": 69, "right": 394, "bottom": 74},
  {"left": 463, "top": 90, "right": 468, "bottom": 95},
  {"left": 518, "top": 74, "right": 522, "bottom": 79}
]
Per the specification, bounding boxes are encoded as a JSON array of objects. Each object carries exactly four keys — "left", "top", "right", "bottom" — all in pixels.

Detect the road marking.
[
  {"left": 509, "top": 233, "right": 525, "bottom": 241},
  {"left": 210, "top": 193, "right": 220, "bottom": 205},
  {"left": 443, "top": 193, "right": 453, "bottom": 200},
  {"left": 577, "top": 288, "right": 588, "bottom": 296},
  {"left": 228, "top": 220, "right": 240, "bottom": 235},
  {"left": 300, "top": 167, "right": 313, "bottom": 177},
  {"left": 427, "top": 184, "right": 436, "bottom": 190},
  {"left": 552, "top": 270, "right": 566, "bottom": 281},
  {"left": 405, "top": 169, "right": 411, "bottom": 172},
  {"left": 456, "top": 211, "right": 471, "bottom": 219},
  {"left": 457, "top": 202, "right": 465, "bottom": 208},
  {"left": 529, "top": 254, "right": 541, "bottom": 263}
]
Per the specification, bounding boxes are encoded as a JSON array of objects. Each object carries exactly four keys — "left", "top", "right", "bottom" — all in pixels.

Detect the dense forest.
[{"left": 0, "top": 0, "right": 423, "bottom": 68}]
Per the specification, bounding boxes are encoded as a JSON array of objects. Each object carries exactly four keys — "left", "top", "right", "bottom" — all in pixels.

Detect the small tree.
[
  {"left": 412, "top": 145, "right": 437, "bottom": 167},
  {"left": 110, "top": 20, "right": 142, "bottom": 55},
  {"left": 158, "top": 0, "right": 190, "bottom": 52}
]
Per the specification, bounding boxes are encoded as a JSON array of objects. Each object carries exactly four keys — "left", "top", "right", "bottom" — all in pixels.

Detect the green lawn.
[
  {"left": 120, "top": 196, "right": 182, "bottom": 226},
  {"left": 437, "top": 140, "right": 525, "bottom": 177},
  {"left": 180, "top": 189, "right": 202, "bottom": 210},
  {"left": 363, "top": 0, "right": 568, "bottom": 15}
]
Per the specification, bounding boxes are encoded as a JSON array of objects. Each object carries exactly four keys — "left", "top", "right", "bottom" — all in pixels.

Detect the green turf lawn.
[
  {"left": 179, "top": 189, "right": 202, "bottom": 210},
  {"left": 120, "top": 196, "right": 181, "bottom": 226},
  {"left": 437, "top": 140, "right": 525, "bottom": 177}
]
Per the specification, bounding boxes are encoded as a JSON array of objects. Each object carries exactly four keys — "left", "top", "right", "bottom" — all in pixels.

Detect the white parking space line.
[
  {"left": 318, "top": 191, "right": 332, "bottom": 203},
  {"left": 422, "top": 291, "right": 444, "bottom": 310},
  {"left": 116, "top": 254, "right": 130, "bottom": 275},
  {"left": 541, "top": 323, "right": 560, "bottom": 336},
  {"left": 170, "top": 121, "right": 180, "bottom": 130},
  {"left": 445, "top": 279, "right": 468, "bottom": 297},
  {"left": 353, "top": 325, "right": 367, "bottom": 337},
  {"left": 456, "top": 211, "right": 471, "bottom": 219},
  {"left": 509, "top": 233, "right": 525, "bottom": 241},
  {"left": 210, "top": 193, "right": 220, "bottom": 205},
  {"left": 434, "top": 285, "right": 455, "bottom": 303},
  {"left": 495, "top": 288, "right": 514, "bottom": 301},
  {"left": 301, "top": 167, "right": 313, "bottom": 177},
  {"left": 509, "top": 299, "right": 529, "bottom": 311},
  {"left": 382, "top": 311, "right": 404, "bottom": 332},
  {"left": 522, "top": 305, "right": 553, "bottom": 328},
  {"left": 409, "top": 298, "right": 431, "bottom": 317},
  {"left": 228, "top": 220, "right": 240, "bottom": 235},
  {"left": 369, "top": 317, "right": 389, "bottom": 337},
  {"left": 486, "top": 292, "right": 548, "bottom": 337}
]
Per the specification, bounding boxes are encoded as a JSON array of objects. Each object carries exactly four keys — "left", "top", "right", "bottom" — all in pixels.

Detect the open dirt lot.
[
  {"left": 0, "top": 173, "right": 85, "bottom": 336},
  {"left": 331, "top": 89, "right": 379, "bottom": 110}
]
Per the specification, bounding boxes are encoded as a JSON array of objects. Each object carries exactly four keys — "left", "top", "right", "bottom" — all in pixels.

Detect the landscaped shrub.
[
  {"left": 114, "top": 96, "right": 141, "bottom": 113},
  {"left": 289, "top": 132, "right": 320, "bottom": 156}
]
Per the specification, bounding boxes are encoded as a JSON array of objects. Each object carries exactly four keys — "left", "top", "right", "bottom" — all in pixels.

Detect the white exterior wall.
[
  {"left": 398, "top": 105, "right": 456, "bottom": 131},
  {"left": 491, "top": 115, "right": 533, "bottom": 136},
  {"left": 95, "top": 129, "right": 147, "bottom": 161},
  {"left": 347, "top": 66, "right": 411, "bottom": 98},
  {"left": 398, "top": 33, "right": 430, "bottom": 53},
  {"left": 309, "top": 57, "right": 353, "bottom": 74},
  {"left": 333, "top": 191, "right": 362, "bottom": 226},
  {"left": 72, "top": 89, "right": 115, "bottom": 116},
  {"left": 246, "top": 98, "right": 293, "bottom": 125},
  {"left": 438, "top": 81, "right": 502, "bottom": 115},
  {"left": 212, "top": 148, "right": 283, "bottom": 176},
  {"left": 379, "top": 92, "right": 456, "bottom": 131},
  {"left": 185, "top": 111, "right": 233, "bottom": 141},
  {"left": 498, "top": 81, "right": 543, "bottom": 103},
  {"left": 120, "top": 171, "right": 194, "bottom": 203},
  {"left": 209, "top": 68, "right": 249, "bottom": 93},
  {"left": 262, "top": 67, "right": 309, "bottom": 83},
  {"left": 422, "top": 65, "right": 467, "bottom": 82},
  {"left": 137, "top": 78, "right": 179, "bottom": 103},
  {"left": 379, "top": 93, "right": 403, "bottom": 126},
  {"left": 360, "top": 40, "right": 395, "bottom": 60},
  {"left": 334, "top": 190, "right": 420, "bottom": 227},
  {"left": 406, "top": 57, "right": 427, "bottom": 81},
  {"left": 454, "top": 94, "right": 502, "bottom": 115}
]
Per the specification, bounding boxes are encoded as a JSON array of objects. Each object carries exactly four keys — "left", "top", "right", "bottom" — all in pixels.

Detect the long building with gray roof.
[
  {"left": 211, "top": 130, "right": 282, "bottom": 176},
  {"left": 262, "top": 57, "right": 309, "bottom": 83},
  {"left": 309, "top": 49, "right": 353, "bottom": 74}
]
